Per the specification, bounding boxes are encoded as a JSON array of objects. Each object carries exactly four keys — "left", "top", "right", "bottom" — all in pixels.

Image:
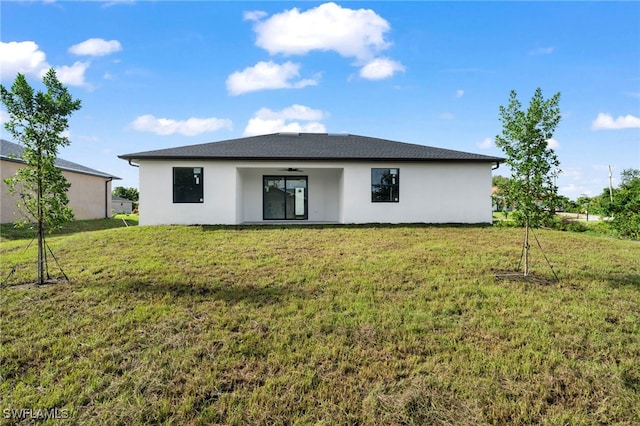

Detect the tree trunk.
[
  {"left": 524, "top": 217, "right": 530, "bottom": 276},
  {"left": 37, "top": 147, "right": 44, "bottom": 285},
  {"left": 37, "top": 219, "right": 44, "bottom": 285}
]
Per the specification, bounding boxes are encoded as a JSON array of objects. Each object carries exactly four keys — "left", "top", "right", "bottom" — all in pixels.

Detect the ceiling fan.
[{"left": 278, "top": 167, "right": 304, "bottom": 172}]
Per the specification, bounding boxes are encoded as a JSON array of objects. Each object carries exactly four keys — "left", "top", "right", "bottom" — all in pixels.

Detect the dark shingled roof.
[
  {"left": 1, "top": 139, "right": 120, "bottom": 179},
  {"left": 119, "top": 133, "right": 504, "bottom": 163}
]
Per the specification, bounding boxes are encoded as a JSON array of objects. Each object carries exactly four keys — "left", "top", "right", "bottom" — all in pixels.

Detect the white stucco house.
[
  {"left": 119, "top": 133, "right": 504, "bottom": 226},
  {"left": 1, "top": 139, "right": 120, "bottom": 223}
]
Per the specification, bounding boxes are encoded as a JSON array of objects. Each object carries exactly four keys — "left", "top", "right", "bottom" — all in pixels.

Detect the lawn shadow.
[
  {"left": 553, "top": 270, "right": 640, "bottom": 291},
  {"left": 494, "top": 269, "right": 640, "bottom": 290},
  {"left": 118, "top": 280, "right": 310, "bottom": 306},
  {"left": 594, "top": 272, "right": 640, "bottom": 291},
  {"left": 495, "top": 272, "right": 558, "bottom": 286}
]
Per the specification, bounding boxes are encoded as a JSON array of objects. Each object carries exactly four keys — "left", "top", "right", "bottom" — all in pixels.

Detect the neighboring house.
[
  {"left": 112, "top": 196, "right": 133, "bottom": 214},
  {"left": 1, "top": 139, "right": 120, "bottom": 223},
  {"left": 119, "top": 133, "right": 504, "bottom": 226}
]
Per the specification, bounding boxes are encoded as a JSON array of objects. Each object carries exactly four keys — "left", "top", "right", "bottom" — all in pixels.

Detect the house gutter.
[
  {"left": 492, "top": 162, "right": 500, "bottom": 171},
  {"left": 127, "top": 159, "right": 139, "bottom": 167}
]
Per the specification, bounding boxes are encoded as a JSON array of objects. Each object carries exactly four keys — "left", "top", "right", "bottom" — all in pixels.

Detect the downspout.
[
  {"left": 492, "top": 162, "right": 500, "bottom": 171},
  {"left": 125, "top": 160, "right": 140, "bottom": 215},
  {"left": 105, "top": 177, "right": 113, "bottom": 218}
]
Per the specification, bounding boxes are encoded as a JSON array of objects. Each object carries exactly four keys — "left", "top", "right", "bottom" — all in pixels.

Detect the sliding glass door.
[{"left": 263, "top": 176, "right": 308, "bottom": 220}]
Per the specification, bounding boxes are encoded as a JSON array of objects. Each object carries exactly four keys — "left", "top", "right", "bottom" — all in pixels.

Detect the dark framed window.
[
  {"left": 173, "top": 167, "right": 203, "bottom": 203},
  {"left": 263, "top": 176, "right": 308, "bottom": 220},
  {"left": 371, "top": 168, "right": 399, "bottom": 202}
]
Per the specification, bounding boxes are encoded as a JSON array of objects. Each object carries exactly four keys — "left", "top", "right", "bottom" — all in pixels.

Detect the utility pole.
[{"left": 608, "top": 165, "right": 614, "bottom": 203}]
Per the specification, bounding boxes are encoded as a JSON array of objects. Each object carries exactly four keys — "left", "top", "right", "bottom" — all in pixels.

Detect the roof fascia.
[{"left": 119, "top": 155, "right": 505, "bottom": 163}]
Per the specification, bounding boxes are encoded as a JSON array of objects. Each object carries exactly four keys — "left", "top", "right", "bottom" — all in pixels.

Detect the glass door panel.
[
  {"left": 263, "top": 177, "right": 285, "bottom": 220},
  {"left": 286, "top": 178, "right": 307, "bottom": 219},
  {"left": 263, "top": 176, "right": 307, "bottom": 220}
]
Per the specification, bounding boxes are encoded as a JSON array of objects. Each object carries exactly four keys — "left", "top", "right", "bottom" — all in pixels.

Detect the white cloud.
[
  {"left": 243, "top": 105, "right": 327, "bottom": 136},
  {"left": 241, "top": 3, "right": 404, "bottom": 87},
  {"left": 455, "top": 89, "right": 464, "bottom": 98},
  {"left": 547, "top": 138, "right": 560, "bottom": 149},
  {"left": 556, "top": 166, "right": 615, "bottom": 199},
  {"left": 69, "top": 38, "right": 122, "bottom": 56},
  {"left": 559, "top": 183, "right": 593, "bottom": 199},
  {"left": 252, "top": 2, "right": 391, "bottom": 61},
  {"left": 55, "top": 61, "right": 91, "bottom": 87},
  {"left": 0, "top": 41, "right": 49, "bottom": 79},
  {"left": 243, "top": 10, "right": 268, "bottom": 22},
  {"left": 226, "top": 61, "right": 318, "bottom": 95},
  {"left": 561, "top": 167, "right": 583, "bottom": 181},
  {"left": 129, "top": 114, "right": 232, "bottom": 136},
  {"left": 359, "top": 57, "right": 405, "bottom": 80},
  {"left": 244, "top": 119, "right": 326, "bottom": 136},
  {"left": 477, "top": 137, "right": 494, "bottom": 149},
  {"left": 591, "top": 113, "right": 640, "bottom": 130},
  {"left": 0, "top": 41, "right": 92, "bottom": 87},
  {"left": 256, "top": 104, "right": 325, "bottom": 121}
]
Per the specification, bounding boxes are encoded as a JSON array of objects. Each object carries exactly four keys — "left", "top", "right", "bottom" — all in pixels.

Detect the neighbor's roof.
[
  {"left": 119, "top": 133, "right": 505, "bottom": 163},
  {"left": 112, "top": 195, "right": 133, "bottom": 202},
  {"left": 1, "top": 139, "right": 120, "bottom": 180}
]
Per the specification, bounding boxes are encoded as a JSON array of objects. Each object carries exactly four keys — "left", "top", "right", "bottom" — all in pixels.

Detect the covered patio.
[{"left": 236, "top": 166, "right": 344, "bottom": 224}]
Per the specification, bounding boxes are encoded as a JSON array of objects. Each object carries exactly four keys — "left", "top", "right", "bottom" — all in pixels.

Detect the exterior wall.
[
  {"left": 65, "top": 172, "right": 113, "bottom": 220},
  {"left": 341, "top": 162, "right": 493, "bottom": 224},
  {"left": 0, "top": 160, "right": 22, "bottom": 223},
  {"left": 113, "top": 199, "right": 133, "bottom": 214},
  {"left": 136, "top": 159, "right": 494, "bottom": 225},
  {"left": 138, "top": 159, "right": 238, "bottom": 225},
  {"left": 138, "top": 160, "right": 341, "bottom": 225},
  {"left": 1, "top": 159, "right": 112, "bottom": 223}
]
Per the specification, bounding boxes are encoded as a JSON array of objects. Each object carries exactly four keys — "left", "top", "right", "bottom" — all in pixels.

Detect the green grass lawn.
[
  {"left": 0, "top": 214, "right": 138, "bottom": 241},
  {"left": 1, "top": 222, "right": 639, "bottom": 424}
]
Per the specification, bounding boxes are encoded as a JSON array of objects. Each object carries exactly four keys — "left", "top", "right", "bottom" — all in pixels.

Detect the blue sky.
[{"left": 1, "top": 1, "right": 639, "bottom": 199}]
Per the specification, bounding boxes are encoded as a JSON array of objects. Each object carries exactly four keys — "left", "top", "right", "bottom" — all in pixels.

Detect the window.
[
  {"left": 173, "top": 167, "right": 203, "bottom": 203},
  {"left": 371, "top": 168, "right": 399, "bottom": 202},
  {"left": 263, "top": 176, "right": 308, "bottom": 220}
]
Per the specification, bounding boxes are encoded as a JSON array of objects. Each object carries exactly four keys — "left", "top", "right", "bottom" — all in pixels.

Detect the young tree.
[
  {"left": 495, "top": 88, "right": 561, "bottom": 276},
  {"left": 600, "top": 169, "right": 640, "bottom": 239},
  {"left": 1, "top": 69, "right": 82, "bottom": 284}
]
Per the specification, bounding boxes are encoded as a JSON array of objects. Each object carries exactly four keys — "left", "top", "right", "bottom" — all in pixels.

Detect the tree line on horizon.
[{"left": 492, "top": 170, "right": 640, "bottom": 240}]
